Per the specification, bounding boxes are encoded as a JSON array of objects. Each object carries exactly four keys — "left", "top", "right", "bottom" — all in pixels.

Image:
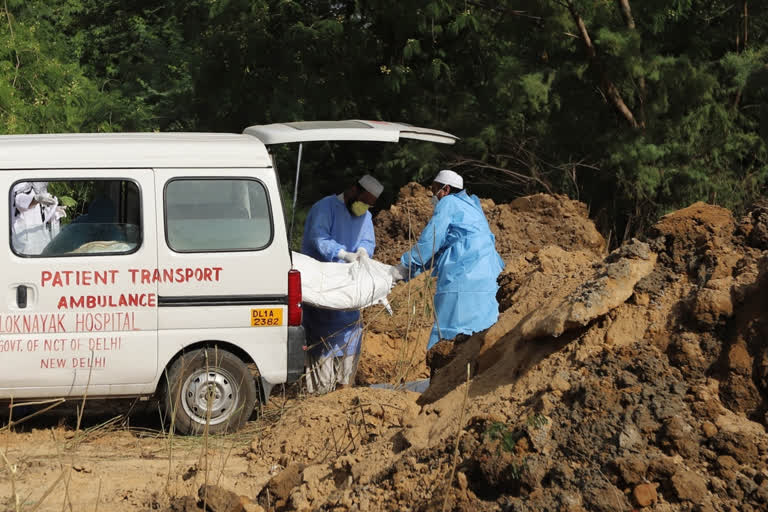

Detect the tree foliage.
[
  {"left": 1, "top": 0, "right": 767, "bottom": 240},
  {"left": 0, "top": 1, "right": 152, "bottom": 132}
]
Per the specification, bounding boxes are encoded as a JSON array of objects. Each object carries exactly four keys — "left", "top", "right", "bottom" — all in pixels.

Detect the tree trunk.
[
  {"left": 742, "top": 0, "right": 749, "bottom": 50},
  {"left": 617, "top": 0, "right": 646, "bottom": 126},
  {"left": 564, "top": 0, "right": 641, "bottom": 129},
  {"left": 617, "top": 0, "right": 636, "bottom": 30},
  {"left": 737, "top": 0, "right": 749, "bottom": 52}
]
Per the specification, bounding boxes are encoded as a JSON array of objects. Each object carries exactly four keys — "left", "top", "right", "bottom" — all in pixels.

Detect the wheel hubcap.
[{"left": 181, "top": 368, "right": 238, "bottom": 426}]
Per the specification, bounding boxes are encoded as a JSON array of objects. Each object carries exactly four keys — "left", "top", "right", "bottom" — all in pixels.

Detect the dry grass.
[
  {"left": 0, "top": 347, "right": 298, "bottom": 512},
  {"left": 442, "top": 363, "right": 471, "bottom": 512}
]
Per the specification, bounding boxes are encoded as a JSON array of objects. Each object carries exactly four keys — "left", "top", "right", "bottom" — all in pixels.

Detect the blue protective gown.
[
  {"left": 401, "top": 190, "right": 504, "bottom": 349},
  {"left": 301, "top": 195, "right": 376, "bottom": 358}
]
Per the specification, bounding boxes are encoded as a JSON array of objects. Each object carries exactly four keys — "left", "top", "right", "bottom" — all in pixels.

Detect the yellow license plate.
[{"left": 251, "top": 308, "right": 283, "bottom": 327}]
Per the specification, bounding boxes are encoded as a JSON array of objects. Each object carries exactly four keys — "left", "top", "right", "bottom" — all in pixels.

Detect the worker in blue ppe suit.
[
  {"left": 391, "top": 170, "right": 504, "bottom": 350},
  {"left": 302, "top": 174, "right": 384, "bottom": 394}
]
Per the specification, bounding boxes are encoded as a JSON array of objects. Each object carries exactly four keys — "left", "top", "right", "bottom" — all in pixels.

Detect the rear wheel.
[{"left": 164, "top": 348, "right": 257, "bottom": 435}]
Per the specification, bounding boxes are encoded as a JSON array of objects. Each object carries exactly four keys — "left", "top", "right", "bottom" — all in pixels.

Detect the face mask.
[
  {"left": 350, "top": 201, "right": 370, "bottom": 216},
  {"left": 430, "top": 195, "right": 439, "bottom": 207}
]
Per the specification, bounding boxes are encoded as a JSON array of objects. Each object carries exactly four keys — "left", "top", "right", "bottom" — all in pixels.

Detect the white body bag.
[{"left": 292, "top": 251, "right": 394, "bottom": 311}]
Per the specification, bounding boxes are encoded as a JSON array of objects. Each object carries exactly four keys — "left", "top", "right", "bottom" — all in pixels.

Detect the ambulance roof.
[{"left": 0, "top": 133, "right": 272, "bottom": 170}]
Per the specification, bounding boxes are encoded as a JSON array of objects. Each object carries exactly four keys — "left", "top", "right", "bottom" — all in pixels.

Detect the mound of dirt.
[
  {"left": 486, "top": 193, "right": 606, "bottom": 261},
  {"left": 248, "top": 388, "right": 419, "bottom": 468},
  {"left": 358, "top": 183, "right": 608, "bottom": 386},
  {"left": 418, "top": 239, "right": 656, "bottom": 406},
  {"left": 388, "top": 200, "right": 768, "bottom": 510},
  {"left": 256, "top": 199, "right": 768, "bottom": 512},
  {"left": 385, "top": 341, "right": 768, "bottom": 511},
  {"left": 371, "top": 184, "right": 606, "bottom": 266}
]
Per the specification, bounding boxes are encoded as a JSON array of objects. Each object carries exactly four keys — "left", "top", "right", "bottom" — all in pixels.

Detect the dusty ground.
[{"left": 2, "top": 185, "right": 768, "bottom": 512}]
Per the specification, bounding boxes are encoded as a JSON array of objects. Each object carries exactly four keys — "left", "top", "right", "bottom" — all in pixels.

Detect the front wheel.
[{"left": 163, "top": 348, "right": 257, "bottom": 435}]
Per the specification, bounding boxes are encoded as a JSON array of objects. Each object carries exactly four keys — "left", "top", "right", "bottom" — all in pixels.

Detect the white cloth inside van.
[{"left": 292, "top": 251, "right": 394, "bottom": 311}]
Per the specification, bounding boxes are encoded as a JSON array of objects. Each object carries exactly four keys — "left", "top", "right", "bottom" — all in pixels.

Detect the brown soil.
[
  {"left": 372, "top": 184, "right": 605, "bottom": 266},
  {"left": 356, "top": 272, "right": 434, "bottom": 387},
  {"left": 3, "top": 187, "right": 768, "bottom": 512},
  {"left": 357, "top": 184, "right": 607, "bottom": 386}
]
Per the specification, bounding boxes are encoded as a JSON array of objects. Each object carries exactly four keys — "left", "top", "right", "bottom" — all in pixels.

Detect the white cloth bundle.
[{"left": 292, "top": 251, "right": 394, "bottom": 311}]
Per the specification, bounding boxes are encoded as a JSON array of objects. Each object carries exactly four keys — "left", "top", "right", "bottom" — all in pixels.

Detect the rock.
[
  {"left": 302, "top": 464, "right": 331, "bottom": 485},
  {"left": 669, "top": 332, "right": 707, "bottom": 377},
  {"left": 670, "top": 470, "right": 708, "bottom": 502},
  {"left": 289, "top": 485, "right": 311, "bottom": 511},
  {"left": 582, "top": 484, "right": 630, "bottom": 512},
  {"left": 756, "top": 480, "right": 768, "bottom": 503},
  {"left": 547, "top": 463, "right": 575, "bottom": 486},
  {"left": 618, "top": 424, "right": 643, "bottom": 450},
  {"left": 647, "top": 456, "right": 678, "bottom": 479},
  {"left": 702, "top": 421, "right": 718, "bottom": 438},
  {"left": 694, "top": 503, "right": 717, "bottom": 512},
  {"left": 711, "top": 431, "right": 759, "bottom": 465},
  {"left": 167, "top": 496, "right": 202, "bottom": 512},
  {"left": 551, "top": 374, "right": 571, "bottom": 392},
  {"left": 457, "top": 471, "right": 468, "bottom": 491},
  {"left": 615, "top": 455, "right": 648, "bottom": 485},
  {"left": 633, "top": 405, "right": 660, "bottom": 434},
  {"left": 737, "top": 473, "right": 758, "bottom": 496},
  {"left": 689, "top": 286, "right": 733, "bottom": 327},
  {"left": 632, "top": 483, "right": 658, "bottom": 507},
  {"left": 261, "top": 463, "right": 305, "bottom": 503},
  {"left": 520, "top": 455, "right": 548, "bottom": 490},
  {"left": 198, "top": 485, "right": 245, "bottom": 512},
  {"left": 716, "top": 455, "right": 738, "bottom": 470},
  {"left": 727, "top": 342, "right": 752, "bottom": 374},
  {"left": 536, "top": 241, "right": 657, "bottom": 337},
  {"left": 660, "top": 416, "right": 700, "bottom": 458},
  {"left": 477, "top": 240, "right": 656, "bottom": 370},
  {"left": 709, "top": 476, "right": 728, "bottom": 498},
  {"left": 526, "top": 415, "right": 553, "bottom": 454},
  {"left": 720, "top": 374, "right": 761, "bottom": 414},
  {"left": 714, "top": 411, "right": 765, "bottom": 437},
  {"left": 725, "top": 473, "right": 745, "bottom": 500},
  {"left": 242, "top": 504, "right": 265, "bottom": 512}
]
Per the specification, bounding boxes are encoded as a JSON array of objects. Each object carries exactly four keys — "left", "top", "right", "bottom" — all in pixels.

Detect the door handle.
[{"left": 17, "top": 285, "right": 28, "bottom": 309}]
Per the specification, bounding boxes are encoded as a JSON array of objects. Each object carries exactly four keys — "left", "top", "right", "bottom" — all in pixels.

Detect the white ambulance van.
[{"left": 0, "top": 121, "right": 457, "bottom": 433}]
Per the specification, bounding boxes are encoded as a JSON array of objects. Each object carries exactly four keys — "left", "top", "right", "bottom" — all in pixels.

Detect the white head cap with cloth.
[
  {"left": 358, "top": 174, "right": 384, "bottom": 198},
  {"left": 434, "top": 169, "right": 464, "bottom": 190}
]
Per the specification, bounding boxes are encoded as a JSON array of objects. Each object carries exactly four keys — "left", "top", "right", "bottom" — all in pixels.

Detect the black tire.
[{"left": 163, "top": 347, "right": 257, "bottom": 435}]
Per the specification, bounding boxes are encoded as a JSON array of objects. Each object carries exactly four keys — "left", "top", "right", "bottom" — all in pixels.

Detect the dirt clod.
[
  {"left": 670, "top": 470, "right": 709, "bottom": 502},
  {"left": 198, "top": 485, "right": 247, "bottom": 512},
  {"left": 633, "top": 482, "right": 658, "bottom": 507}
]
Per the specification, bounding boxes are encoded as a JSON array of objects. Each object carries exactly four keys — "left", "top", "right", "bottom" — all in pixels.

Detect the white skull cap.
[
  {"left": 434, "top": 169, "right": 464, "bottom": 190},
  {"left": 358, "top": 174, "right": 384, "bottom": 198}
]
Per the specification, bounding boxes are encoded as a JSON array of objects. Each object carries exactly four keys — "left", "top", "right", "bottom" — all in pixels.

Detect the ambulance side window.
[
  {"left": 10, "top": 179, "right": 142, "bottom": 257},
  {"left": 165, "top": 178, "right": 272, "bottom": 252}
]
